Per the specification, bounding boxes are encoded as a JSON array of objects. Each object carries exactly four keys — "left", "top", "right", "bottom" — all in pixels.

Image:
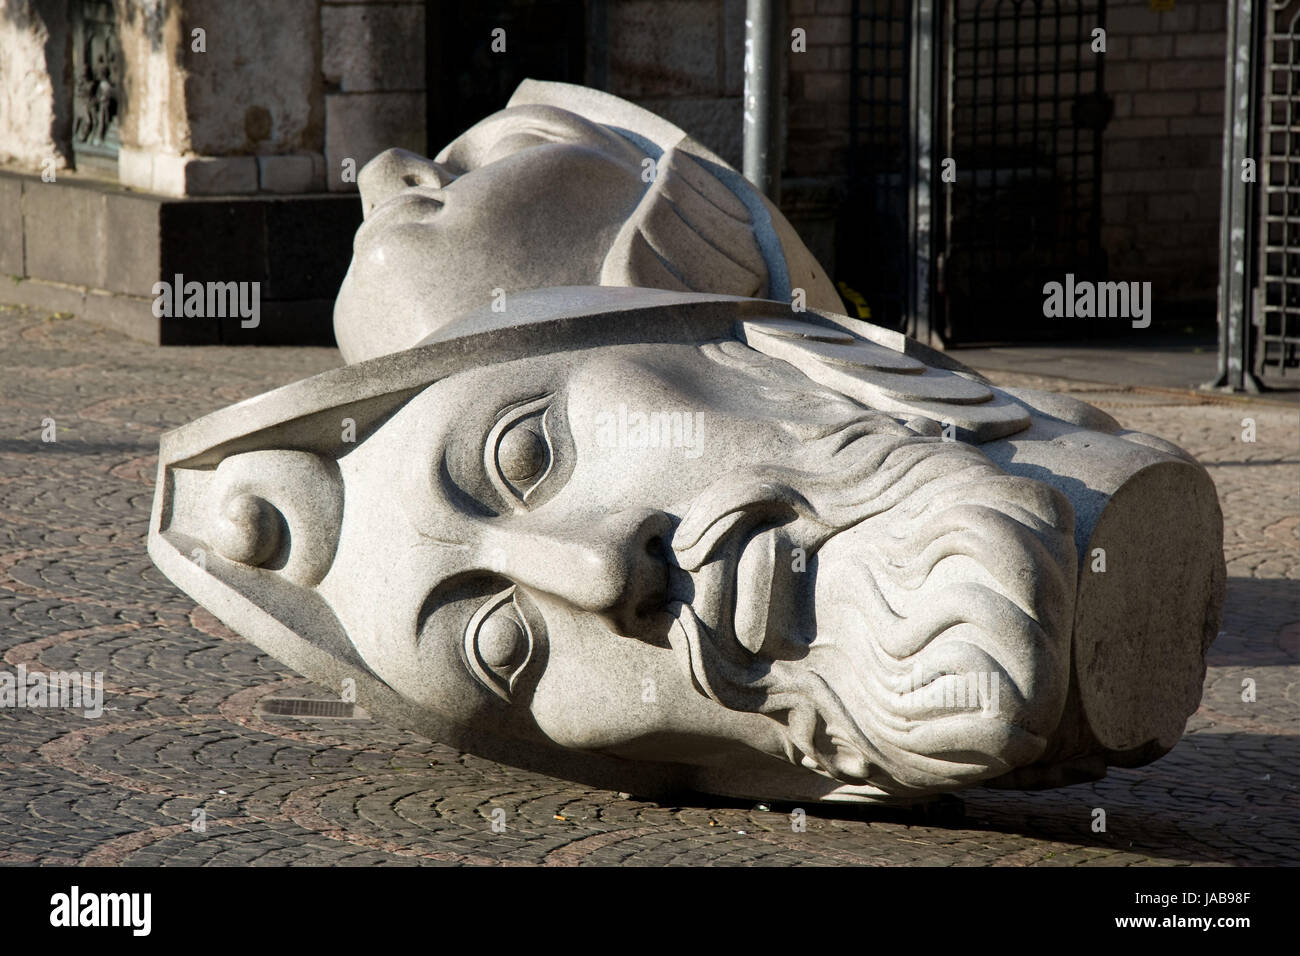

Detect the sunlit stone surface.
[{"left": 149, "top": 83, "right": 1224, "bottom": 803}]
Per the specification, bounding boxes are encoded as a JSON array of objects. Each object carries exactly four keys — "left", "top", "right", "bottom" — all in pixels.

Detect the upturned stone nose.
[{"left": 357, "top": 148, "right": 456, "bottom": 215}]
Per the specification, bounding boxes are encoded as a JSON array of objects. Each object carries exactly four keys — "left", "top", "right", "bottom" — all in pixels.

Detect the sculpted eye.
[
  {"left": 497, "top": 423, "right": 547, "bottom": 483},
  {"left": 463, "top": 588, "right": 533, "bottom": 701},
  {"left": 486, "top": 395, "right": 554, "bottom": 506}
]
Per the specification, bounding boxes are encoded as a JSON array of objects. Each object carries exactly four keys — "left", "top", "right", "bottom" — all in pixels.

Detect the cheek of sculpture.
[
  {"left": 557, "top": 349, "right": 807, "bottom": 511},
  {"left": 519, "top": 596, "right": 678, "bottom": 750}
]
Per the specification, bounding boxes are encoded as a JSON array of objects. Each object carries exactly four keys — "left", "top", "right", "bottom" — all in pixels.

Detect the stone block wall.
[
  {"left": 1101, "top": 0, "right": 1225, "bottom": 308},
  {"left": 603, "top": 0, "right": 746, "bottom": 170},
  {"left": 116, "top": 0, "right": 331, "bottom": 194},
  {"left": 1, "top": 0, "right": 427, "bottom": 197},
  {"left": 600, "top": 0, "right": 841, "bottom": 270},
  {"left": 786, "top": 0, "right": 852, "bottom": 182},
  {"left": 321, "top": 0, "right": 426, "bottom": 191},
  {"left": 604, "top": 0, "right": 1226, "bottom": 314},
  {"left": 0, "top": 0, "right": 1231, "bottom": 342}
]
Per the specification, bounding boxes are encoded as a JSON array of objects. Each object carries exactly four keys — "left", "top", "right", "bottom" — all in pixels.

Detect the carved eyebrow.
[
  {"left": 492, "top": 393, "right": 553, "bottom": 425},
  {"left": 415, "top": 529, "right": 470, "bottom": 553},
  {"left": 415, "top": 572, "right": 507, "bottom": 649},
  {"left": 436, "top": 443, "right": 499, "bottom": 519}
]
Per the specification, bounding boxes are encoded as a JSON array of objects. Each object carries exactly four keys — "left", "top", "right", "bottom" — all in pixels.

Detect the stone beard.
[{"left": 662, "top": 351, "right": 1075, "bottom": 795}]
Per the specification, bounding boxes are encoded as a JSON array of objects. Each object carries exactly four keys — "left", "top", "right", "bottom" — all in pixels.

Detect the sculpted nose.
[
  {"left": 358, "top": 148, "right": 456, "bottom": 215},
  {"left": 481, "top": 509, "right": 674, "bottom": 638}
]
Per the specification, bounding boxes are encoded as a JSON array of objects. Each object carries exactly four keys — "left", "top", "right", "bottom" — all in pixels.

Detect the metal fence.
[
  {"left": 941, "top": 0, "right": 1108, "bottom": 344},
  {"left": 1217, "top": 0, "right": 1300, "bottom": 389},
  {"left": 845, "top": 0, "right": 1107, "bottom": 345},
  {"left": 844, "top": 0, "right": 924, "bottom": 336},
  {"left": 1258, "top": 0, "right": 1300, "bottom": 376}
]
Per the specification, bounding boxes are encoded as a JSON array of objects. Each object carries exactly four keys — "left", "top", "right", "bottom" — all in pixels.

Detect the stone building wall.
[
  {"left": 1101, "top": 0, "right": 1225, "bottom": 308},
  {"left": 321, "top": 0, "right": 426, "bottom": 190},
  {"left": 601, "top": 0, "right": 843, "bottom": 270},
  {"left": 0, "top": 0, "right": 426, "bottom": 195},
  {"left": 603, "top": 0, "right": 746, "bottom": 169},
  {"left": 0, "top": 0, "right": 73, "bottom": 171},
  {"left": 0, "top": 0, "right": 1231, "bottom": 342},
  {"left": 0, "top": 0, "right": 426, "bottom": 344}
]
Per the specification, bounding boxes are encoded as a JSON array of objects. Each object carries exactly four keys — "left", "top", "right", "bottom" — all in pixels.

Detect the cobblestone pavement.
[{"left": 1, "top": 305, "right": 1296, "bottom": 867}]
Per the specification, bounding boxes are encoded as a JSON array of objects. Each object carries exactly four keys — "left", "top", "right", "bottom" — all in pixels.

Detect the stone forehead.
[
  {"left": 161, "top": 292, "right": 831, "bottom": 462},
  {"left": 160, "top": 286, "right": 1015, "bottom": 470}
]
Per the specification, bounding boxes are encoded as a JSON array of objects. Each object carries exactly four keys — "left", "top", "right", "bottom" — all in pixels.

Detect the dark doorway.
[
  {"left": 843, "top": 0, "right": 1110, "bottom": 346},
  {"left": 842, "top": 0, "right": 920, "bottom": 336},
  {"left": 939, "top": 0, "right": 1110, "bottom": 344},
  {"left": 425, "top": 0, "right": 588, "bottom": 155}
]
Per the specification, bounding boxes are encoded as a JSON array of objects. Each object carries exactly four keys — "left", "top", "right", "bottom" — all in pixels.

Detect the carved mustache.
[
  {"left": 660, "top": 428, "right": 1077, "bottom": 793},
  {"left": 670, "top": 422, "right": 951, "bottom": 571}
]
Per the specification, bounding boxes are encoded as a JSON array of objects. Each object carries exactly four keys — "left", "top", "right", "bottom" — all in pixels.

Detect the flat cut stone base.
[{"left": 1072, "top": 458, "right": 1225, "bottom": 753}]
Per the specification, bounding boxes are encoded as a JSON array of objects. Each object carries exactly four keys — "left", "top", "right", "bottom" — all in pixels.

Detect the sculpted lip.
[
  {"left": 667, "top": 506, "right": 792, "bottom": 672},
  {"left": 732, "top": 526, "right": 780, "bottom": 655}
]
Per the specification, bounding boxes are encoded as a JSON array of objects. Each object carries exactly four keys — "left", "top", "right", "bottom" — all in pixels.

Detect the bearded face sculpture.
[{"left": 148, "top": 83, "right": 1224, "bottom": 804}]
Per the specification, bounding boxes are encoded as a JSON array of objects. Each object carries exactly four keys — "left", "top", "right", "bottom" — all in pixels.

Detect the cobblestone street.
[{"left": 1, "top": 305, "right": 1296, "bottom": 867}]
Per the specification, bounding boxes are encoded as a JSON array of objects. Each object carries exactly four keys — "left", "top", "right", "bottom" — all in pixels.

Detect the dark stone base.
[{"left": 0, "top": 168, "right": 360, "bottom": 345}]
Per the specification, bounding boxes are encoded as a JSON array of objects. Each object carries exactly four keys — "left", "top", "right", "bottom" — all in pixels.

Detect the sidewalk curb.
[{"left": 972, "top": 367, "right": 1300, "bottom": 408}]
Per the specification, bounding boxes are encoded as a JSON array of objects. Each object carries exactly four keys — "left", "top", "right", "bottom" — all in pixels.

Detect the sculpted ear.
[
  {"left": 600, "top": 148, "right": 769, "bottom": 298},
  {"left": 147, "top": 372, "right": 433, "bottom": 684}
]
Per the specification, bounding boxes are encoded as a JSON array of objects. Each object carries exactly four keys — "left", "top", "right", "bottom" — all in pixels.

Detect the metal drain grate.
[{"left": 257, "top": 698, "right": 364, "bottom": 719}]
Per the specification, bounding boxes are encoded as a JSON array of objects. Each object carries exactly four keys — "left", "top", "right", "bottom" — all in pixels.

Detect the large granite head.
[
  {"left": 333, "top": 80, "right": 841, "bottom": 364},
  {"left": 149, "top": 289, "right": 1223, "bottom": 804}
]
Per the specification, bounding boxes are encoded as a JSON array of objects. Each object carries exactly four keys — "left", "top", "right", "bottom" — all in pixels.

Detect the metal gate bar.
[
  {"left": 1258, "top": 0, "right": 1300, "bottom": 375},
  {"left": 1213, "top": 0, "right": 1262, "bottom": 391}
]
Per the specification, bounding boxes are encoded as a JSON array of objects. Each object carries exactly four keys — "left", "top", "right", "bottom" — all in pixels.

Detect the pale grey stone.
[
  {"left": 0, "top": 0, "right": 70, "bottom": 170},
  {"left": 0, "top": 177, "right": 23, "bottom": 276},
  {"left": 115, "top": 147, "right": 155, "bottom": 193},
  {"left": 157, "top": 155, "right": 259, "bottom": 196},
  {"left": 182, "top": 0, "right": 321, "bottom": 156},
  {"left": 148, "top": 83, "right": 1224, "bottom": 805},
  {"left": 333, "top": 80, "right": 841, "bottom": 361}
]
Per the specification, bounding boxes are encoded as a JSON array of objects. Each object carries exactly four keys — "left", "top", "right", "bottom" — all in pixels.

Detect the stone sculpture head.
[
  {"left": 332, "top": 80, "right": 841, "bottom": 363},
  {"left": 148, "top": 82, "right": 1223, "bottom": 805},
  {"left": 150, "top": 288, "right": 1224, "bottom": 803}
]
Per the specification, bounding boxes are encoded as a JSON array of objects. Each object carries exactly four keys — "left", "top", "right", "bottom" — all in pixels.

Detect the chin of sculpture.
[{"left": 147, "top": 82, "right": 1224, "bottom": 804}]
